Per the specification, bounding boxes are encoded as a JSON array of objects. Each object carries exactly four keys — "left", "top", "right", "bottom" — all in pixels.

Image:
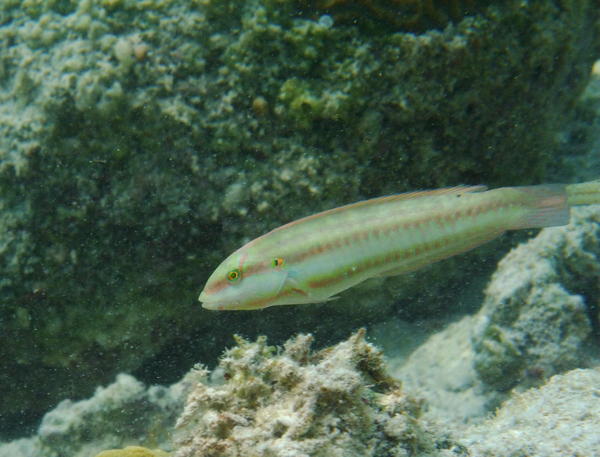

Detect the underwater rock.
[
  {"left": 0, "top": 370, "right": 194, "bottom": 457},
  {"left": 472, "top": 206, "right": 600, "bottom": 391},
  {"left": 173, "top": 330, "right": 463, "bottom": 457},
  {"left": 461, "top": 367, "right": 600, "bottom": 457},
  {"left": 559, "top": 60, "right": 600, "bottom": 183},
  {"left": 392, "top": 316, "right": 502, "bottom": 426},
  {"left": 1, "top": 0, "right": 599, "bottom": 435},
  {"left": 2, "top": 330, "right": 598, "bottom": 457},
  {"left": 387, "top": 206, "right": 600, "bottom": 426},
  {"left": 295, "top": 0, "right": 490, "bottom": 31},
  {"left": 34, "top": 373, "right": 185, "bottom": 457},
  {"left": 0, "top": 438, "right": 41, "bottom": 457}
]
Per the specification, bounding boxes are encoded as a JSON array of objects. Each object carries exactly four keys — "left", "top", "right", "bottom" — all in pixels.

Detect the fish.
[{"left": 199, "top": 179, "right": 600, "bottom": 310}]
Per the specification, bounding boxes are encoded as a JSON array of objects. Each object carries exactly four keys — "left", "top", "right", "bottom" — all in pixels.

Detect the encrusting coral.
[{"left": 173, "top": 329, "right": 463, "bottom": 457}]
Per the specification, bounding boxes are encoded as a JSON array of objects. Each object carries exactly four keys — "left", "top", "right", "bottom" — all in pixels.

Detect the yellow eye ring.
[
  {"left": 227, "top": 268, "right": 241, "bottom": 282},
  {"left": 272, "top": 257, "right": 285, "bottom": 268}
]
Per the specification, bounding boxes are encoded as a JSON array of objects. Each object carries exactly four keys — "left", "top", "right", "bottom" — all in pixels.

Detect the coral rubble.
[
  {"left": 173, "top": 330, "right": 462, "bottom": 457},
  {"left": 2, "top": 328, "right": 599, "bottom": 457}
]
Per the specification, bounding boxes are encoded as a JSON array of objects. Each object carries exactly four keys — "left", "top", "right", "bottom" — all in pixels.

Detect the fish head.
[{"left": 199, "top": 247, "right": 289, "bottom": 310}]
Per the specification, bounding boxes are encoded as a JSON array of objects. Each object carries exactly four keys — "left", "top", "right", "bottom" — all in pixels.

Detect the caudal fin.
[
  {"left": 511, "top": 184, "right": 570, "bottom": 229},
  {"left": 566, "top": 179, "right": 600, "bottom": 206}
]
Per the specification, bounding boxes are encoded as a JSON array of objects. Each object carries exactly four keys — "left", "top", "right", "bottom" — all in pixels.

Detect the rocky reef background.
[
  {"left": 10, "top": 205, "right": 600, "bottom": 457},
  {"left": 1, "top": 0, "right": 599, "bottom": 447}
]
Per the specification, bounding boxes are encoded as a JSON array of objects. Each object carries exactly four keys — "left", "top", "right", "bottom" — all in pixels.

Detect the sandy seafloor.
[{"left": 1, "top": 3, "right": 600, "bottom": 456}]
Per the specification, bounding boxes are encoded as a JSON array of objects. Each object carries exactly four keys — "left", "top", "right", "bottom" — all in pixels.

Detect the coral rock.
[
  {"left": 173, "top": 330, "right": 460, "bottom": 457},
  {"left": 472, "top": 206, "right": 600, "bottom": 391}
]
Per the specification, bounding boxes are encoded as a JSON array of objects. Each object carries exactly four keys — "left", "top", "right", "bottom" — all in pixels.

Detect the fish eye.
[
  {"left": 272, "top": 257, "right": 285, "bottom": 268},
  {"left": 226, "top": 268, "right": 241, "bottom": 282}
]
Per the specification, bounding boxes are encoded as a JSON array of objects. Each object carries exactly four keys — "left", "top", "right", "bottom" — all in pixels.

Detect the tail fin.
[
  {"left": 511, "top": 184, "right": 570, "bottom": 229},
  {"left": 566, "top": 179, "right": 600, "bottom": 206}
]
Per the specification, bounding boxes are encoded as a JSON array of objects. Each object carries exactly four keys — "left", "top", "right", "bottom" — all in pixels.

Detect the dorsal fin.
[
  {"left": 245, "top": 185, "right": 488, "bottom": 248},
  {"left": 278, "top": 185, "right": 488, "bottom": 227},
  {"left": 365, "top": 185, "right": 488, "bottom": 205}
]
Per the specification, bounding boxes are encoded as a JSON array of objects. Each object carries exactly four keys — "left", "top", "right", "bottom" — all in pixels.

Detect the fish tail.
[
  {"left": 566, "top": 179, "right": 600, "bottom": 206},
  {"left": 511, "top": 184, "right": 570, "bottom": 229}
]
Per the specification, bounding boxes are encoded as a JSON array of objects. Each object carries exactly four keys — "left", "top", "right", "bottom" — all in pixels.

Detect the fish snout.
[{"left": 198, "top": 290, "right": 218, "bottom": 309}]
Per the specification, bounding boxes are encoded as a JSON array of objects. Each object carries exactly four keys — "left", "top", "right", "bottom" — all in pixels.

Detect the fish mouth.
[
  {"left": 198, "top": 291, "right": 219, "bottom": 309},
  {"left": 201, "top": 300, "right": 242, "bottom": 311},
  {"left": 199, "top": 291, "right": 240, "bottom": 310},
  {"left": 200, "top": 300, "right": 221, "bottom": 310},
  {"left": 199, "top": 291, "right": 220, "bottom": 310}
]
